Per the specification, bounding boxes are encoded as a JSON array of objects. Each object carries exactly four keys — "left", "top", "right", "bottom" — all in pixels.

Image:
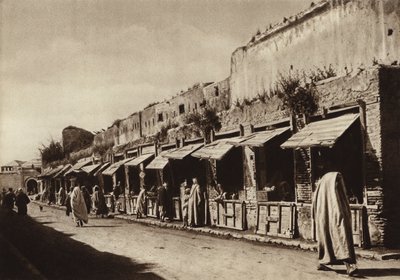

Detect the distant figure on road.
[
  {"left": 58, "top": 186, "right": 67, "bottom": 206},
  {"left": 71, "top": 186, "right": 88, "bottom": 227},
  {"left": 313, "top": 171, "right": 358, "bottom": 276},
  {"left": 157, "top": 182, "right": 168, "bottom": 222},
  {"left": 188, "top": 178, "right": 202, "bottom": 227},
  {"left": 65, "top": 189, "right": 72, "bottom": 217},
  {"left": 92, "top": 185, "right": 108, "bottom": 218},
  {"left": 15, "top": 188, "right": 30, "bottom": 215},
  {"left": 136, "top": 186, "right": 146, "bottom": 219},
  {"left": 111, "top": 182, "right": 121, "bottom": 212},
  {"left": 3, "top": 188, "right": 16, "bottom": 212}
]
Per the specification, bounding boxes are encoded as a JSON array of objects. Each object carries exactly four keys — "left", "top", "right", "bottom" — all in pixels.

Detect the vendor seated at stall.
[
  {"left": 214, "top": 183, "right": 228, "bottom": 203},
  {"left": 263, "top": 181, "right": 293, "bottom": 202}
]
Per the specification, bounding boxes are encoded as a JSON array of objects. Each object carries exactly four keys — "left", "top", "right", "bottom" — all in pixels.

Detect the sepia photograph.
[{"left": 1, "top": 0, "right": 400, "bottom": 279}]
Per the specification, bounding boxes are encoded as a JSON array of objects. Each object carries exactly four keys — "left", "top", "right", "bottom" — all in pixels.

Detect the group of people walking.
[
  {"left": 0, "top": 187, "right": 30, "bottom": 215},
  {"left": 66, "top": 185, "right": 109, "bottom": 227}
]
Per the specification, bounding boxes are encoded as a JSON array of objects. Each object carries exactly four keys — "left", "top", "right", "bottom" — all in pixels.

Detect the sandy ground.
[{"left": 1, "top": 204, "right": 400, "bottom": 280}]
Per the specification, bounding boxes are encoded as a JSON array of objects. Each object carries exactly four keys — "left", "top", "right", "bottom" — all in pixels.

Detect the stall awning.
[
  {"left": 192, "top": 141, "right": 234, "bottom": 160},
  {"left": 224, "top": 135, "right": 254, "bottom": 145},
  {"left": 81, "top": 163, "right": 101, "bottom": 175},
  {"left": 239, "top": 127, "right": 290, "bottom": 147},
  {"left": 64, "top": 160, "right": 92, "bottom": 176},
  {"left": 163, "top": 143, "right": 203, "bottom": 160},
  {"left": 102, "top": 157, "right": 134, "bottom": 176},
  {"left": 125, "top": 153, "right": 154, "bottom": 167},
  {"left": 38, "top": 167, "right": 53, "bottom": 178},
  {"left": 145, "top": 151, "right": 173, "bottom": 170},
  {"left": 281, "top": 113, "right": 359, "bottom": 149},
  {"left": 46, "top": 165, "right": 64, "bottom": 177},
  {"left": 52, "top": 164, "right": 72, "bottom": 178},
  {"left": 93, "top": 162, "right": 111, "bottom": 176}
]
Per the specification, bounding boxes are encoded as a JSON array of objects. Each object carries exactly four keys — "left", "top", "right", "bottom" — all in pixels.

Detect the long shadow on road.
[{"left": 0, "top": 209, "right": 163, "bottom": 280}]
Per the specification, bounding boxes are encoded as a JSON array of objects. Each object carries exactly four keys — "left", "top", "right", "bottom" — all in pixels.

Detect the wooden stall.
[
  {"left": 256, "top": 201, "right": 296, "bottom": 238},
  {"left": 216, "top": 200, "right": 246, "bottom": 230}
]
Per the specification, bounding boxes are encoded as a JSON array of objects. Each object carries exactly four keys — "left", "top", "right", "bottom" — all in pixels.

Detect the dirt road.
[{"left": 1, "top": 204, "right": 400, "bottom": 280}]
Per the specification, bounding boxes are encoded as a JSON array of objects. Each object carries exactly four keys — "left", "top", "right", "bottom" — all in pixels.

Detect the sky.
[{"left": 0, "top": 0, "right": 310, "bottom": 165}]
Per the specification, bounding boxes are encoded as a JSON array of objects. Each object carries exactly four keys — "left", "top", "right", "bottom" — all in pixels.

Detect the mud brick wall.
[
  {"left": 0, "top": 173, "right": 23, "bottom": 191},
  {"left": 296, "top": 204, "right": 313, "bottom": 240},
  {"left": 379, "top": 66, "right": 400, "bottom": 247},
  {"left": 203, "top": 78, "right": 231, "bottom": 112},
  {"left": 230, "top": 0, "right": 400, "bottom": 101},
  {"left": 294, "top": 148, "right": 312, "bottom": 203}
]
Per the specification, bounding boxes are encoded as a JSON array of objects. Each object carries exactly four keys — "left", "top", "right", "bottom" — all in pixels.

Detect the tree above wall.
[{"left": 184, "top": 106, "right": 221, "bottom": 142}]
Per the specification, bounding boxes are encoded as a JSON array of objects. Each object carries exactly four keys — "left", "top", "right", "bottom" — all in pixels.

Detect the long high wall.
[{"left": 230, "top": 0, "right": 400, "bottom": 101}]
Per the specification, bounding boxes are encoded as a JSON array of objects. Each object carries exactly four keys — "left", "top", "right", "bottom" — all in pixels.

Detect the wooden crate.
[
  {"left": 146, "top": 197, "right": 158, "bottom": 218},
  {"left": 216, "top": 200, "right": 245, "bottom": 230},
  {"left": 256, "top": 202, "right": 296, "bottom": 238},
  {"left": 350, "top": 204, "right": 366, "bottom": 248},
  {"left": 172, "top": 197, "right": 182, "bottom": 221},
  {"left": 126, "top": 195, "right": 139, "bottom": 215}
]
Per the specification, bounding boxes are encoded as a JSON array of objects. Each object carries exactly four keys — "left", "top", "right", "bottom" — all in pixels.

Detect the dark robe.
[
  {"left": 313, "top": 172, "right": 356, "bottom": 265},
  {"left": 15, "top": 192, "right": 30, "bottom": 215},
  {"left": 3, "top": 192, "right": 16, "bottom": 211},
  {"left": 157, "top": 186, "right": 167, "bottom": 206},
  {"left": 82, "top": 188, "right": 92, "bottom": 213},
  {"left": 94, "top": 190, "right": 108, "bottom": 216}
]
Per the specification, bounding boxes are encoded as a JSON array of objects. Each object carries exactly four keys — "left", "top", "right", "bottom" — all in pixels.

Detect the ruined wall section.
[
  {"left": 230, "top": 0, "right": 400, "bottom": 102},
  {"left": 117, "top": 112, "right": 141, "bottom": 145},
  {"left": 203, "top": 78, "right": 231, "bottom": 112}
]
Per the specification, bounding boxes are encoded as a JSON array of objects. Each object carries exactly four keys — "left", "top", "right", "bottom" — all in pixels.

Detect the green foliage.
[
  {"left": 93, "top": 141, "right": 114, "bottom": 157},
  {"left": 39, "top": 139, "right": 64, "bottom": 166},
  {"left": 274, "top": 72, "right": 318, "bottom": 116},
  {"left": 184, "top": 107, "right": 221, "bottom": 141},
  {"left": 308, "top": 65, "right": 337, "bottom": 83},
  {"left": 155, "top": 121, "right": 179, "bottom": 143}
]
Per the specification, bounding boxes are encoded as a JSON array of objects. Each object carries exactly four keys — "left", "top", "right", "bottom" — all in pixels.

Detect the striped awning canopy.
[
  {"left": 81, "top": 163, "right": 101, "bottom": 175},
  {"left": 102, "top": 157, "right": 134, "bottom": 176},
  {"left": 125, "top": 153, "right": 154, "bottom": 167},
  {"left": 192, "top": 140, "right": 235, "bottom": 161},
  {"left": 162, "top": 143, "right": 203, "bottom": 160},
  {"left": 145, "top": 150, "right": 174, "bottom": 170},
  {"left": 239, "top": 127, "right": 290, "bottom": 147},
  {"left": 281, "top": 114, "right": 359, "bottom": 149}
]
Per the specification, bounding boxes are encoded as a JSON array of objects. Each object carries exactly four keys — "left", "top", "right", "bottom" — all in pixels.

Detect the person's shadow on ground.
[{"left": 0, "top": 210, "right": 163, "bottom": 280}]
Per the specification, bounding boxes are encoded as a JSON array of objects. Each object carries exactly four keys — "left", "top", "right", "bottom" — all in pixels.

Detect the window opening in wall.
[
  {"left": 194, "top": 103, "right": 197, "bottom": 110},
  {"left": 173, "top": 111, "right": 176, "bottom": 117},
  {"left": 179, "top": 104, "right": 185, "bottom": 115},
  {"left": 388, "top": 28, "right": 393, "bottom": 36},
  {"left": 158, "top": 113, "right": 164, "bottom": 122}
]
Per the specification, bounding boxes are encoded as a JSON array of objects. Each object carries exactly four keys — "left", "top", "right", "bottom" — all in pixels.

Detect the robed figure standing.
[
  {"left": 313, "top": 171, "right": 358, "bottom": 276},
  {"left": 71, "top": 186, "right": 88, "bottom": 227},
  {"left": 188, "top": 178, "right": 202, "bottom": 227}
]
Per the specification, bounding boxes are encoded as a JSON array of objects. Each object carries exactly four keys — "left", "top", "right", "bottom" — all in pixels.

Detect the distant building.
[{"left": 0, "top": 159, "right": 42, "bottom": 194}]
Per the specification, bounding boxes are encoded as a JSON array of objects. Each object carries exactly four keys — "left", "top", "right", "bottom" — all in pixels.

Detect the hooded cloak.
[{"left": 313, "top": 172, "right": 356, "bottom": 264}]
